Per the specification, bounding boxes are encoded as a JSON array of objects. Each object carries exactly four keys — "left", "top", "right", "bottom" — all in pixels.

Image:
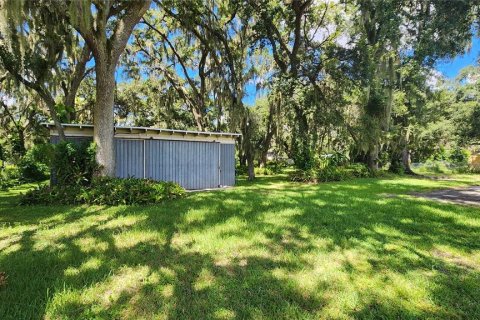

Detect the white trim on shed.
[{"left": 44, "top": 123, "right": 240, "bottom": 144}]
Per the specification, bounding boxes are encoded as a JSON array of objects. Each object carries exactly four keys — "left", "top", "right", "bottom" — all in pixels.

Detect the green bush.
[
  {"left": 343, "top": 163, "right": 371, "bottom": 178},
  {"left": 254, "top": 166, "right": 271, "bottom": 176},
  {"left": 79, "top": 177, "right": 185, "bottom": 205},
  {"left": 0, "top": 166, "right": 20, "bottom": 190},
  {"left": 6, "top": 166, "right": 20, "bottom": 179},
  {"left": 289, "top": 168, "right": 318, "bottom": 183},
  {"left": 239, "top": 160, "right": 288, "bottom": 176},
  {"left": 290, "top": 163, "right": 373, "bottom": 183},
  {"left": 324, "top": 152, "right": 350, "bottom": 167},
  {"left": 20, "top": 184, "right": 83, "bottom": 205},
  {"left": 448, "top": 147, "right": 470, "bottom": 165},
  {"left": 317, "top": 166, "right": 344, "bottom": 182},
  {"left": 469, "top": 166, "right": 480, "bottom": 174},
  {"left": 236, "top": 164, "right": 248, "bottom": 176},
  {"left": 17, "top": 148, "right": 50, "bottom": 182},
  {"left": 253, "top": 162, "right": 285, "bottom": 176},
  {"left": 414, "top": 148, "right": 472, "bottom": 175},
  {"left": 0, "top": 176, "right": 11, "bottom": 190},
  {"left": 20, "top": 177, "right": 186, "bottom": 206},
  {"left": 266, "top": 161, "right": 288, "bottom": 173},
  {"left": 52, "top": 141, "right": 98, "bottom": 186},
  {"left": 447, "top": 147, "right": 472, "bottom": 173},
  {"left": 418, "top": 160, "right": 450, "bottom": 174},
  {"left": 415, "top": 162, "right": 441, "bottom": 174}
]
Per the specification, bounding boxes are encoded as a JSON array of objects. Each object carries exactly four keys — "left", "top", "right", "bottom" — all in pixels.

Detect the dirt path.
[{"left": 414, "top": 186, "right": 480, "bottom": 207}]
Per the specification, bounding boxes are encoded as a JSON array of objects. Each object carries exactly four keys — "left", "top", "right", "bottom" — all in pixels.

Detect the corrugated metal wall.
[
  {"left": 220, "top": 144, "right": 235, "bottom": 186},
  {"left": 115, "top": 139, "right": 144, "bottom": 178},
  {"left": 50, "top": 136, "right": 235, "bottom": 189},
  {"left": 145, "top": 140, "right": 220, "bottom": 189}
]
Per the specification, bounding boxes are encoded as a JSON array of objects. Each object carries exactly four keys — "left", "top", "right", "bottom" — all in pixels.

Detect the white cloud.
[
  {"left": 309, "top": 23, "right": 336, "bottom": 43},
  {"left": 426, "top": 69, "right": 444, "bottom": 90}
]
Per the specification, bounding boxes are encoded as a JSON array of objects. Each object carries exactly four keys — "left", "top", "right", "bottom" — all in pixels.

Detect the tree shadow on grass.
[
  {"left": 2, "top": 207, "right": 326, "bottom": 319},
  {"left": 349, "top": 263, "right": 480, "bottom": 320},
  {"left": 0, "top": 176, "right": 479, "bottom": 319},
  {"left": 0, "top": 193, "right": 326, "bottom": 319},
  {"left": 196, "top": 177, "right": 480, "bottom": 318}
]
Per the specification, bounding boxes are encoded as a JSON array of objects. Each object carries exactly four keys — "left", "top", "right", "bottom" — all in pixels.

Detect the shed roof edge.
[{"left": 43, "top": 123, "right": 241, "bottom": 138}]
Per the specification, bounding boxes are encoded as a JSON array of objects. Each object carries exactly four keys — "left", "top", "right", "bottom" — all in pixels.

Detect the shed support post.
[
  {"left": 143, "top": 140, "right": 146, "bottom": 179},
  {"left": 218, "top": 142, "right": 221, "bottom": 187}
]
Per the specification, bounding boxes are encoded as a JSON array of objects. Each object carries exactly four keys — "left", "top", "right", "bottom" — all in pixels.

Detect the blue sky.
[
  {"left": 243, "top": 84, "right": 257, "bottom": 106},
  {"left": 113, "top": 36, "right": 480, "bottom": 107},
  {"left": 435, "top": 36, "right": 480, "bottom": 79}
]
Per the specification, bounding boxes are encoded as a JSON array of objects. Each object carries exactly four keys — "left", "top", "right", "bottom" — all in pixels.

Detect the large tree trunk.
[
  {"left": 15, "top": 129, "right": 26, "bottom": 157},
  {"left": 293, "top": 106, "right": 311, "bottom": 170},
  {"left": 66, "top": 0, "right": 151, "bottom": 177},
  {"left": 246, "top": 148, "right": 255, "bottom": 181},
  {"left": 258, "top": 103, "right": 276, "bottom": 168},
  {"left": 401, "top": 127, "right": 415, "bottom": 174},
  {"left": 94, "top": 62, "right": 116, "bottom": 176},
  {"left": 238, "top": 140, "right": 246, "bottom": 166},
  {"left": 402, "top": 147, "right": 414, "bottom": 174},
  {"left": 241, "top": 112, "right": 255, "bottom": 181},
  {"left": 259, "top": 150, "right": 268, "bottom": 168},
  {"left": 367, "top": 145, "right": 379, "bottom": 171},
  {"left": 239, "top": 154, "right": 247, "bottom": 166},
  {"left": 244, "top": 123, "right": 255, "bottom": 181}
]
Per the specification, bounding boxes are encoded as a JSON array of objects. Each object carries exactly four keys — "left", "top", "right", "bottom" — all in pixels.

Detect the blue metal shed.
[{"left": 47, "top": 124, "right": 240, "bottom": 190}]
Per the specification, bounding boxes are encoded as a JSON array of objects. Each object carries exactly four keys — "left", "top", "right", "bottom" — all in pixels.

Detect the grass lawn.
[{"left": 1, "top": 175, "right": 480, "bottom": 319}]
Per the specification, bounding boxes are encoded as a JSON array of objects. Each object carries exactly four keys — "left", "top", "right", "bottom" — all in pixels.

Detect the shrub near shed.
[
  {"left": 20, "top": 177, "right": 185, "bottom": 206},
  {"left": 20, "top": 141, "right": 186, "bottom": 206}
]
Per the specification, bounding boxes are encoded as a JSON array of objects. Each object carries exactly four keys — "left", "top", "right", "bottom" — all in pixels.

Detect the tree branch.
[{"left": 109, "top": 0, "right": 152, "bottom": 65}]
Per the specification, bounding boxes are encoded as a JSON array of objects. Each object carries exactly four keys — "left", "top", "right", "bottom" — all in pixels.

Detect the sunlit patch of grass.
[
  {"left": 113, "top": 230, "right": 164, "bottom": 249},
  {"left": 97, "top": 214, "right": 147, "bottom": 231},
  {"left": 0, "top": 174, "right": 479, "bottom": 319},
  {"left": 194, "top": 268, "right": 216, "bottom": 291},
  {"left": 73, "top": 236, "right": 109, "bottom": 253},
  {"left": 64, "top": 257, "right": 105, "bottom": 277},
  {"left": 214, "top": 308, "right": 236, "bottom": 320},
  {"left": 48, "top": 265, "right": 157, "bottom": 319},
  {"left": 0, "top": 234, "right": 23, "bottom": 252},
  {"left": 32, "top": 213, "right": 112, "bottom": 251}
]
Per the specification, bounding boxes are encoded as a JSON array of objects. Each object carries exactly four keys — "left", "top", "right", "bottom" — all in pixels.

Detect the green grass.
[{"left": 1, "top": 174, "right": 480, "bottom": 319}]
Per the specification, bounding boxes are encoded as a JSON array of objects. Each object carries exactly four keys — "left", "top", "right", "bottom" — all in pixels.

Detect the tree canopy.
[{"left": 1, "top": 0, "right": 479, "bottom": 179}]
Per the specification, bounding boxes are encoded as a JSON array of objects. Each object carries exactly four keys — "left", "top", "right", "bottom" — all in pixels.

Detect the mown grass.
[{"left": 0, "top": 174, "right": 479, "bottom": 319}]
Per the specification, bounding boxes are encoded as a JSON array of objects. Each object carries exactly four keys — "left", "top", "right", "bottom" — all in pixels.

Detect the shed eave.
[{"left": 42, "top": 123, "right": 241, "bottom": 138}]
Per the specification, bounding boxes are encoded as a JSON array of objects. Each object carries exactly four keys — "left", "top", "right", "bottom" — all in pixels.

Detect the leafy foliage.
[
  {"left": 0, "top": 175, "right": 13, "bottom": 191},
  {"left": 254, "top": 162, "right": 288, "bottom": 176},
  {"left": 448, "top": 147, "right": 471, "bottom": 165},
  {"left": 52, "top": 141, "right": 98, "bottom": 186},
  {"left": 0, "top": 165, "right": 20, "bottom": 187},
  {"left": 290, "top": 162, "right": 374, "bottom": 183},
  {"left": 14, "top": 143, "right": 54, "bottom": 182},
  {"left": 20, "top": 177, "right": 185, "bottom": 206},
  {"left": 2, "top": 0, "right": 480, "bottom": 184},
  {"left": 17, "top": 152, "right": 49, "bottom": 182}
]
